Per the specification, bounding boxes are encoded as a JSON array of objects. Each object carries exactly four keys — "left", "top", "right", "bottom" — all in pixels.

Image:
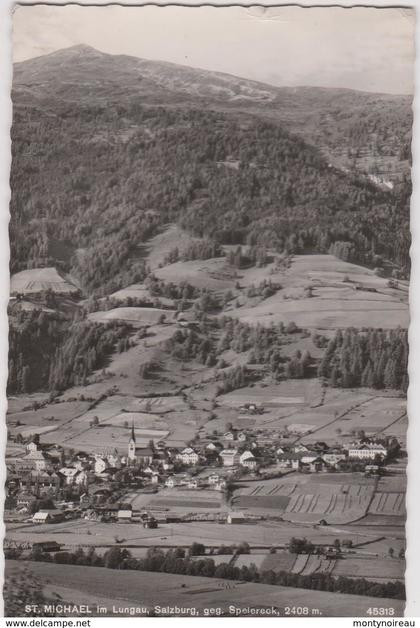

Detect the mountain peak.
[
  {"left": 48, "top": 43, "right": 104, "bottom": 59},
  {"left": 62, "top": 44, "right": 101, "bottom": 55}
]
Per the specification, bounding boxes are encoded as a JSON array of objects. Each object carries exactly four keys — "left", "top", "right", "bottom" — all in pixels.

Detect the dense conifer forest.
[
  {"left": 10, "top": 102, "right": 410, "bottom": 297},
  {"left": 8, "top": 308, "right": 132, "bottom": 393}
]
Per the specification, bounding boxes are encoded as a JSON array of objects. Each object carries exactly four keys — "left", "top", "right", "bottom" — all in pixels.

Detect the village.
[{"left": 5, "top": 397, "right": 402, "bottom": 532}]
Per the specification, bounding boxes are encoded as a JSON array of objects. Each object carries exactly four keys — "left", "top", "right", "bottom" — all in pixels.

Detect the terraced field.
[
  {"left": 368, "top": 492, "right": 406, "bottom": 517},
  {"left": 234, "top": 476, "right": 375, "bottom": 524},
  {"left": 10, "top": 267, "right": 79, "bottom": 295}
]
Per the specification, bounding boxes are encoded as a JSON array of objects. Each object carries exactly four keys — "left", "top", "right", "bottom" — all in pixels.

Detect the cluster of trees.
[
  {"left": 165, "top": 328, "right": 216, "bottom": 367},
  {"left": 226, "top": 245, "right": 269, "bottom": 269},
  {"left": 84, "top": 295, "right": 171, "bottom": 314},
  {"left": 164, "top": 318, "right": 310, "bottom": 384},
  {"left": 8, "top": 308, "right": 132, "bottom": 393},
  {"left": 145, "top": 277, "right": 200, "bottom": 302},
  {"left": 317, "top": 328, "right": 408, "bottom": 391},
  {"left": 246, "top": 279, "right": 281, "bottom": 300},
  {"left": 20, "top": 543, "right": 405, "bottom": 601},
  {"left": 217, "top": 365, "right": 251, "bottom": 395},
  {"left": 163, "top": 239, "right": 223, "bottom": 265},
  {"left": 329, "top": 241, "right": 357, "bottom": 263},
  {"left": 288, "top": 537, "right": 315, "bottom": 554}
]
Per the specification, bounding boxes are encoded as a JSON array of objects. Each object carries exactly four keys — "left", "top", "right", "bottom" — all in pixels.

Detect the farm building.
[
  {"left": 240, "top": 451, "right": 257, "bottom": 469},
  {"left": 227, "top": 512, "right": 246, "bottom": 524},
  {"left": 32, "top": 541, "right": 63, "bottom": 553},
  {"left": 32, "top": 509, "right": 64, "bottom": 524},
  {"left": 118, "top": 509, "right": 133, "bottom": 523}
]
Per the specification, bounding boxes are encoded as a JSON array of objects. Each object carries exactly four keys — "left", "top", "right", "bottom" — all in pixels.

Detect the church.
[{"left": 127, "top": 422, "right": 154, "bottom": 465}]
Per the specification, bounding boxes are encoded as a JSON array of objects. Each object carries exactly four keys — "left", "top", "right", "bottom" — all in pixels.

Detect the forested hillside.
[
  {"left": 8, "top": 308, "right": 132, "bottom": 393},
  {"left": 8, "top": 46, "right": 411, "bottom": 396},
  {"left": 10, "top": 68, "right": 411, "bottom": 296}
]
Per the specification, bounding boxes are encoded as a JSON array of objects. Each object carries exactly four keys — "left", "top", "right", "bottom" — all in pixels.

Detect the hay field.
[
  {"left": 7, "top": 400, "right": 91, "bottom": 440},
  {"left": 10, "top": 267, "right": 78, "bottom": 296},
  {"left": 155, "top": 258, "right": 237, "bottom": 291},
  {"left": 300, "top": 394, "right": 406, "bottom": 443},
  {"left": 219, "top": 379, "right": 319, "bottom": 408},
  {"left": 368, "top": 493, "right": 406, "bottom": 518},
  {"left": 108, "top": 283, "right": 175, "bottom": 308},
  {"left": 234, "top": 475, "right": 375, "bottom": 524},
  {"left": 145, "top": 224, "right": 201, "bottom": 270},
  {"left": 88, "top": 307, "right": 176, "bottom": 326},
  {"left": 260, "top": 552, "right": 297, "bottom": 573},
  {"left": 5, "top": 516, "right": 384, "bottom": 552},
  {"left": 6, "top": 561, "right": 405, "bottom": 616},
  {"left": 227, "top": 254, "right": 408, "bottom": 330},
  {"left": 148, "top": 489, "right": 222, "bottom": 512},
  {"left": 45, "top": 399, "right": 203, "bottom": 451},
  {"left": 333, "top": 557, "right": 404, "bottom": 581}
]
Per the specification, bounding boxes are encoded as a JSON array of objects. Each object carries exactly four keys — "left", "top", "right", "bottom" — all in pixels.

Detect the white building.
[
  {"left": 207, "top": 472, "right": 221, "bottom": 485},
  {"left": 177, "top": 447, "right": 199, "bottom": 465},
  {"left": 240, "top": 450, "right": 257, "bottom": 469},
  {"left": 118, "top": 509, "right": 133, "bottom": 523},
  {"left": 227, "top": 512, "right": 245, "bottom": 524},
  {"left": 322, "top": 453, "right": 346, "bottom": 467},
  {"left": 94, "top": 457, "right": 108, "bottom": 475},
  {"left": 23, "top": 450, "right": 48, "bottom": 472},
  {"left": 347, "top": 443, "right": 387, "bottom": 460},
  {"left": 220, "top": 449, "right": 240, "bottom": 467}
]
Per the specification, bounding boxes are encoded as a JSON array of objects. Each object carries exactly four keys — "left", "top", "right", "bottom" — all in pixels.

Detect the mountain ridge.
[{"left": 14, "top": 44, "right": 412, "bottom": 99}]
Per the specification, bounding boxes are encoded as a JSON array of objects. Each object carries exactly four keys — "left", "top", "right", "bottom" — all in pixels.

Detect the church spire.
[{"left": 131, "top": 418, "right": 136, "bottom": 442}]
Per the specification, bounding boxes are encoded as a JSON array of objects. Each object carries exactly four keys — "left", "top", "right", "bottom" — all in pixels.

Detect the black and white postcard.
[{"left": 3, "top": 3, "right": 414, "bottom": 618}]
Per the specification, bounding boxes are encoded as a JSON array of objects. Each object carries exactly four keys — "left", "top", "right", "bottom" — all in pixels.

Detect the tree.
[
  {"left": 104, "top": 547, "right": 130, "bottom": 569},
  {"left": 189, "top": 542, "right": 205, "bottom": 556},
  {"left": 388, "top": 547, "right": 395, "bottom": 558}
]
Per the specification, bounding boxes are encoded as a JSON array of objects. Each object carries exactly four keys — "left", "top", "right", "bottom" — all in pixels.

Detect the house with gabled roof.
[{"left": 240, "top": 450, "right": 257, "bottom": 469}]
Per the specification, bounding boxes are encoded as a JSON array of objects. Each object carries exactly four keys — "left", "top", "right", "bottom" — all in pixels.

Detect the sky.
[{"left": 12, "top": 4, "right": 415, "bottom": 94}]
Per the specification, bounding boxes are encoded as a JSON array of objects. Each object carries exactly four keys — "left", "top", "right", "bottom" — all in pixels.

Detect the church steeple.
[{"left": 128, "top": 419, "right": 136, "bottom": 461}]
